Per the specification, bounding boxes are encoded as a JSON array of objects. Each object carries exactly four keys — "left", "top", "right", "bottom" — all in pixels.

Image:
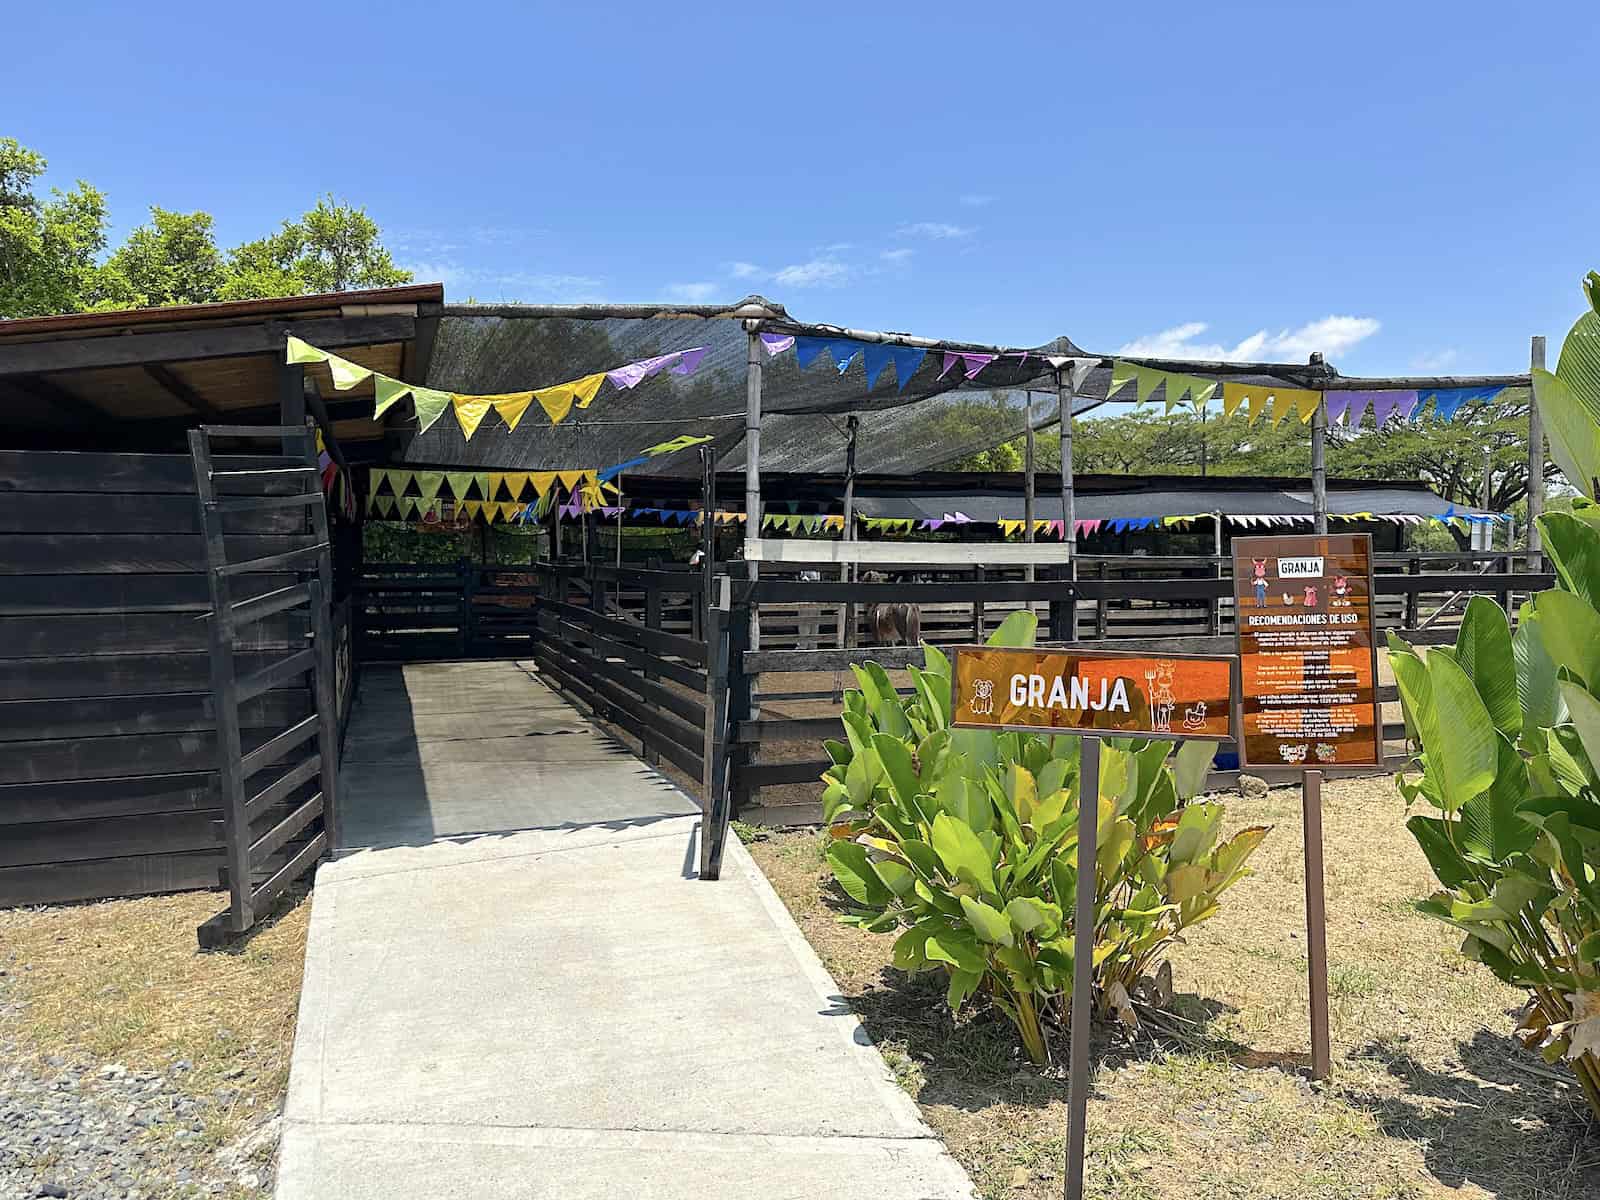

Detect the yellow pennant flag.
[
  {"left": 373, "top": 375, "right": 412, "bottom": 418},
  {"left": 557, "top": 469, "right": 587, "bottom": 491},
  {"left": 461, "top": 500, "right": 482, "bottom": 519},
  {"left": 527, "top": 471, "right": 556, "bottom": 497},
  {"left": 1268, "top": 391, "right": 1295, "bottom": 427},
  {"left": 1293, "top": 389, "right": 1322, "bottom": 423},
  {"left": 491, "top": 392, "right": 535, "bottom": 432},
  {"left": 572, "top": 373, "right": 606, "bottom": 409},
  {"left": 1246, "top": 390, "right": 1270, "bottom": 425},
  {"left": 327, "top": 354, "right": 374, "bottom": 391},
  {"left": 501, "top": 472, "right": 531, "bottom": 501},
  {"left": 285, "top": 335, "right": 328, "bottom": 365},
  {"left": 452, "top": 395, "right": 494, "bottom": 440},
  {"left": 1221, "top": 382, "right": 1249, "bottom": 418},
  {"left": 533, "top": 384, "right": 577, "bottom": 425}
]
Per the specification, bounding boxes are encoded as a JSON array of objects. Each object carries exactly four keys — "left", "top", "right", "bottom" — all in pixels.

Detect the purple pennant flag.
[
  {"left": 922, "top": 518, "right": 944, "bottom": 531},
  {"left": 938, "top": 352, "right": 962, "bottom": 381},
  {"left": 959, "top": 352, "right": 995, "bottom": 380},
  {"left": 605, "top": 350, "right": 678, "bottom": 391},
  {"left": 1368, "top": 391, "right": 1418, "bottom": 426},
  {"left": 1322, "top": 392, "right": 1355, "bottom": 425},
  {"left": 671, "top": 346, "right": 709, "bottom": 375},
  {"left": 759, "top": 333, "right": 794, "bottom": 356},
  {"left": 947, "top": 511, "right": 972, "bottom": 524}
]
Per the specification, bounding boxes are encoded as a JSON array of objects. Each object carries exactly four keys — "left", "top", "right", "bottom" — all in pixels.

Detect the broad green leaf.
[
  {"left": 922, "top": 642, "right": 951, "bottom": 678},
  {"left": 1406, "top": 815, "right": 1475, "bottom": 889},
  {"left": 986, "top": 610, "right": 1037, "bottom": 648},
  {"left": 926, "top": 929, "right": 985, "bottom": 973},
  {"left": 1555, "top": 309, "right": 1600, "bottom": 425},
  {"left": 1005, "top": 896, "right": 1063, "bottom": 939},
  {"left": 822, "top": 739, "right": 851, "bottom": 766},
  {"left": 908, "top": 665, "right": 952, "bottom": 729},
  {"left": 1457, "top": 736, "right": 1535, "bottom": 863},
  {"left": 1031, "top": 789, "right": 1070, "bottom": 830},
  {"left": 1487, "top": 871, "right": 1546, "bottom": 918},
  {"left": 1097, "top": 817, "right": 1136, "bottom": 877},
  {"left": 1559, "top": 681, "right": 1600, "bottom": 782},
  {"left": 1578, "top": 931, "right": 1600, "bottom": 963},
  {"left": 1514, "top": 606, "right": 1568, "bottom": 734},
  {"left": 1037, "top": 758, "right": 1071, "bottom": 799},
  {"left": 960, "top": 895, "right": 1016, "bottom": 946},
  {"left": 891, "top": 924, "right": 932, "bottom": 971},
  {"left": 844, "top": 748, "right": 882, "bottom": 808},
  {"left": 826, "top": 840, "right": 893, "bottom": 906},
  {"left": 1533, "top": 367, "right": 1600, "bottom": 502},
  {"left": 932, "top": 811, "right": 997, "bottom": 896},
  {"left": 1165, "top": 862, "right": 1209, "bottom": 904},
  {"left": 898, "top": 838, "right": 941, "bottom": 880},
  {"left": 872, "top": 858, "right": 916, "bottom": 897},
  {"left": 1169, "top": 802, "right": 1224, "bottom": 865},
  {"left": 1172, "top": 738, "right": 1216, "bottom": 801},
  {"left": 1421, "top": 649, "right": 1500, "bottom": 813},
  {"left": 1006, "top": 763, "right": 1038, "bottom": 825},
  {"left": 946, "top": 968, "right": 983, "bottom": 1013},
  {"left": 1453, "top": 597, "right": 1520, "bottom": 737},
  {"left": 1539, "top": 511, "right": 1600, "bottom": 610},
  {"left": 871, "top": 733, "right": 922, "bottom": 813}
]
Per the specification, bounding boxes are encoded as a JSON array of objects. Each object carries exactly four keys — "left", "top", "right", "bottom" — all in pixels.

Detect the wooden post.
[
  {"left": 841, "top": 414, "right": 859, "bottom": 649},
  {"left": 1064, "top": 735, "right": 1100, "bottom": 1200},
  {"left": 1057, "top": 366, "right": 1076, "bottom": 555},
  {"left": 1302, "top": 769, "right": 1332, "bottom": 1081},
  {"left": 1024, "top": 396, "right": 1037, "bottom": 583},
  {"left": 700, "top": 575, "right": 730, "bottom": 879},
  {"left": 1311, "top": 393, "right": 1328, "bottom": 536},
  {"left": 972, "top": 565, "right": 985, "bottom": 640},
  {"left": 309, "top": 576, "right": 341, "bottom": 851},
  {"left": 1528, "top": 335, "right": 1547, "bottom": 570},
  {"left": 744, "top": 324, "right": 763, "bottom": 649},
  {"left": 1210, "top": 512, "right": 1225, "bottom": 635},
  {"left": 1405, "top": 557, "right": 1421, "bottom": 628}
]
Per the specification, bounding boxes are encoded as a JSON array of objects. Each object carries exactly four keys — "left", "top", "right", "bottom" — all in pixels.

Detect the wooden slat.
[
  {"left": 238, "top": 714, "right": 319, "bottom": 777},
  {"left": 0, "top": 810, "right": 219, "bottom": 869},
  {"left": 212, "top": 492, "right": 325, "bottom": 515},
  {"left": 0, "top": 772, "right": 216, "bottom": 826},
  {"left": 0, "top": 850, "right": 223, "bottom": 908},
  {"left": 219, "top": 541, "right": 329, "bottom": 577},
  {"left": 0, "top": 612, "right": 304, "bottom": 658},
  {"left": 248, "top": 793, "right": 323, "bottom": 868},
  {"left": 0, "top": 650, "right": 285, "bottom": 699},
  {"left": 247, "top": 830, "right": 327, "bottom": 915},
  {"left": 0, "top": 690, "right": 307, "bottom": 742},
  {"left": 0, "top": 728, "right": 301, "bottom": 785},
  {"left": 243, "top": 754, "right": 321, "bottom": 825},
  {"left": 0, "top": 492, "right": 304, "bottom": 535},
  {"left": 0, "top": 573, "right": 294, "bottom": 616},
  {"left": 236, "top": 648, "right": 315, "bottom": 702},
  {"left": 232, "top": 583, "right": 312, "bottom": 628},
  {"left": 0, "top": 450, "right": 295, "bottom": 494},
  {"left": 0, "top": 534, "right": 313, "bottom": 575}
]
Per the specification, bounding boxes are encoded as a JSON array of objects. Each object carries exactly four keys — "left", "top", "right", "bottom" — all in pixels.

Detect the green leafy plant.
[
  {"left": 1390, "top": 272, "right": 1600, "bottom": 1114},
  {"left": 820, "top": 611, "right": 1268, "bottom": 1064}
]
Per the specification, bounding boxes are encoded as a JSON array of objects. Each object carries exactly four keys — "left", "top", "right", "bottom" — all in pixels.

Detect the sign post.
[
  {"left": 1231, "top": 532, "right": 1382, "bottom": 1080},
  {"left": 951, "top": 646, "right": 1237, "bottom": 1200}
]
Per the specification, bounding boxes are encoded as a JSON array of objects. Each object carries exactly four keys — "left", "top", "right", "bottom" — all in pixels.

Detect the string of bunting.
[
  {"left": 286, "top": 336, "right": 709, "bottom": 439},
  {"left": 1102, "top": 359, "right": 1506, "bottom": 426}
]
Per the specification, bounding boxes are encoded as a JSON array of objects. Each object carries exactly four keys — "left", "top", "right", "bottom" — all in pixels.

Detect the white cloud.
[
  {"left": 401, "top": 260, "right": 469, "bottom": 290},
  {"left": 469, "top": 270, "right": 606, "bottom": 302},
  {"left": 1410, "top": 348, "right": 1458, "bottom": 371},
  {"left": 664, "top": 282, "right": 719, "bottom": 302},
  {"left": 1116, "top": 316, "right": 1381, "bottom": 363},
  {"left": 880, "top": 248, "right": 914, "bottom": 263},
  {"left": 896, "top": 221, "right": 976, "bottom": 240},
  {"left": 958, "top": 194, "right": 994, "bottom": 207},
  {"left": 773, "top": 259, "right": 850, "bottom": 287},
  {"left": 728, "top": 261, "right": 764, "bottom": 280}
]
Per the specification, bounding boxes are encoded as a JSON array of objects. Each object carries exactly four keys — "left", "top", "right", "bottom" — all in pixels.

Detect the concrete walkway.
[{"left": 278, "top": 661, "right": 973, "bottom": 1199}]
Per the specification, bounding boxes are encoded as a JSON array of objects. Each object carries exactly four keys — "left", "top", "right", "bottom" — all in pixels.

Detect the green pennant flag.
[
  {"left": 642, "top": 433, "right": 714, "bottom": 457},
  {"left": 1106, "top": 360, "right": 1138, "bottom": 401},
  {"left": 327, "top": 354, "right": 373, "bottom": 391},
  {"left": 415, "top": 472, "right": 446, "bottom": 503},
  {"left": 1190, "top": 377, "right": 1218, "bottom": 406},
  {"left": 285, "top": 335, "right": 329, "bottom": 365},
  {"left": 1134, "top": 365, "right": 1165, "bottom": 405},
  {"left": 367, "top": 468, "right": 388, "bottom": 496},
  {"left": 1162, "top": 374, "right": 1190, "bottom": 413},
  {"left": 375, "top": 495, "right": 396, "bottom": 518},
  {"left": 445, "top": 472, "right": 476, "bottom": 501},
  {"left": 475, "top": 473, "right": 493, "bottom": 500},
  {"left": 373, "top": 375, "right": 413, "bottom": 418},
  {"left": 411, "top": 387, "right": 452, "bottom": 433}
]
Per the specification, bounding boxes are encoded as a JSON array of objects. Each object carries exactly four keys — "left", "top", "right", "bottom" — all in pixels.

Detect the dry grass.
[
  {"left": 0, "top": 886, "right": 311, "bottom": 1176},
  {"left": 747, "top": 777, "right": 1600, "bottom": 1200}
]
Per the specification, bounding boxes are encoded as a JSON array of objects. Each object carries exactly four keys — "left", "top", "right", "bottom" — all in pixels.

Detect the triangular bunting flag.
[
  {"left": 415, "top": 472, "right": 446, "bottom": 503},
  {"left": 1162, "top": 374, "right": 1190, "bottom": 413},
  {"left": 373, "top": 375, "right": 413, "bottom": 418},
  {"left": 889, "top": 346, "right": 927, "bottom": 391},
  {"left": 492, "top": 393, "right": 534, "bottom": 432},
  {"left": 1323, "top": 392, "right": 1355, "bottom": 425},
  {"left": 475, "top": 472, "right": 493, "bottom": 499},
  {"left": 1369, "top": 392, "right": 1409, "bottom": 425},
  {"left": 1293, "top": 390, "right": 1322, "bottom": 423},
  {"left": 572, "top": 373, "right": 606, "bottom": 409},
  {"left": 502, "top": 473, "right": 530, "bottom": 501},
  {"left": 1246, "top": 390, "right": 1270, "bottom": 425},
  {"left": 795, "top": 336, "right": 831, "bottom": 368},
  {"left": 461, "top": 500, "right": 482, "bottom": 519},
  {"left": 529, "top": 471, "right": 557, "bottom": 498},
  {"left": 557, "top": 469, "right": 586, "bottom": 491},
  {"left": 1106, "top": 360, "right": 1139, "bottom": 401},
  {"left": 452, "top": 395, "right": 494, "bottom": 440},
  {"left": 1134, "top": 365, "right": 1164, "bottom": 404},
  {"left": 863, "top": 344, "right": 895, "bottom": 389},
  {"left": 1221, "top": 382, "right": 1249, "bottom": 418},
  {"left": 411, "top": 387, "right": 451, "bottom": 433},
  {"left": 642, "top": 433, "right": 714, "bottom": 456},
  {"left": 375, "top": 495, "right": 395, "bottom": 518},
  {"left": 445, "top": 472, "right": 476, "bottom": 500},
  {"left": 327, "top": 354, "right": 373, "bottom": 391},
  {"left": 533, "top": 383, "right": 577, "bottom": 425},
  {"left": 285, "top": 336, "right": 329, "bottom": 365},
  {"left": 1189, "top": 378, "right": 1218, "bottom": 406},
  {"left": 388, "top": 469, "right": 415, "bottom": 496},
  {"left": 1268, "top": 391, "right": 1294, "bottom": 428}
]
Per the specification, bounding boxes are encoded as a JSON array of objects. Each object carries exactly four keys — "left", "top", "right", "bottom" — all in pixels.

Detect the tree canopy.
[{"left": 0, "top": 138, "right": 410, "bottom": 318}]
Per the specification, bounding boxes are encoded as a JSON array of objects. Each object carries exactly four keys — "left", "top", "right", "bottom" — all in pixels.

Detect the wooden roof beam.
[
  {"left": 0, "top": 313, "right": 415, "bottom": 378},
  {"left": 8, "top": 374, "right": 108, "bottom": 426},
  {"left": 142, "top": 363, "right": 224, "bottom": 418}
]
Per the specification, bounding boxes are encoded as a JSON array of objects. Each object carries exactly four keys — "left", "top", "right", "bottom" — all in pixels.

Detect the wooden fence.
[{"left": 0, "top": 449, "right": 355, "bottom": 909}]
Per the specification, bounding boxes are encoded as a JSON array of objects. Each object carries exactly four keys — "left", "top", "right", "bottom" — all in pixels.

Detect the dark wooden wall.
[{"left": 0, "top": 450, "right": 337, "bottom": 907}]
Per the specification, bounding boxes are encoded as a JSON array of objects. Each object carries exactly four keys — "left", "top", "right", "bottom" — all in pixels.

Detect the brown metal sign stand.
[{"left": 1302, "top": 769, "right": 1332, "bottom": 1081}]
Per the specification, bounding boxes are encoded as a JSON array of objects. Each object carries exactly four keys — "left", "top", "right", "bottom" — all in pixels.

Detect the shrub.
[
  {"left": 1390, "top": 272, "right": 1600, "bottom": 1115},
  {"left": 820, "top": 611, "right": 1268, "bottom": 1064}
]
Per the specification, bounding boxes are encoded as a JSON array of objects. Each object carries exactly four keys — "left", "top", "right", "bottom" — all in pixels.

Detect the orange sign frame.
[
  {"left": 1232, "top": 532, "right": 1383, "bottom": 768},
  {"left": 951, "top": 646, "right": 1237, "bottom": 741}
]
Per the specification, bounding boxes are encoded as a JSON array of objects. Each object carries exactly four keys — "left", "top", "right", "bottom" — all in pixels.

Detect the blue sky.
[{"left": 8, "top": 2, "right": 1598, "bottom": 376}]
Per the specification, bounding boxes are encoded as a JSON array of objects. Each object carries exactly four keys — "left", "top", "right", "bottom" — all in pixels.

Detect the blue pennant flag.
[
  {"left": 795, "top": 336, "right": 831, "bottom": 368},
  {"left": 826, "top": 339, "right": 862, "bottom": 373},
  {"left": 888, "top": 346, "right": 927, "bottom": 391},
  {"left": 863, "top": 343, "right": 896, "bottom": 389},
  {"left": 598, "top": 455, "right": 650, "bottom": 483},
  {"left": 1422, "top": 385, "right": 1504, "bottom": 421}
]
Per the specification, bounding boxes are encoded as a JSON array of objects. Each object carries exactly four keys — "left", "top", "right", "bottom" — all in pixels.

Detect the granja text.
[{"left": 1009, "top": 674, "right": 1132, "bottom": 712}]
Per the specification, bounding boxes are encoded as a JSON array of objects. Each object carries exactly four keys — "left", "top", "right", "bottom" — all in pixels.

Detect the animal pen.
[{"left": 0, "top": 285, "right": 1550, "bottom": 928}]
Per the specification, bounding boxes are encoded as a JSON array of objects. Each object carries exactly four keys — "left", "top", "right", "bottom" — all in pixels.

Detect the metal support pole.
[
  {"left": 1210, "top": 511, "right": 1225, "bottom": 636},
  {"left": 1058, "top": 369, "right": 1078, "bottom": 639},
  {"left": 841, "top": 414, "right": 859, "bottom": 649},
  {"left": 1064, "top": 735, "right": 1100, "bottom": 1200},
  {"left": 1024, "top": 396, "right": 1037, "bottom": 583},
  {"left": 743, "top": 324, "right": 763, "bottom": 648},
  {"left": 1528, "top": 335, "right": 1547, "bottom": 570},
  {"left": 1311, "top": 393, "right": 1328, "bottom": 536},
  {"left": 1303, "top": 769, "right": 1332, "bottom": 1081}
]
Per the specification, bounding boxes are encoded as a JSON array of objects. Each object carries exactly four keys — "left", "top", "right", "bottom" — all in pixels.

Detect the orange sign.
[
  {"left": 951, "top": 647, "right": 1236, "bottom": 740},
  {"left": 1232, "top": 533, "right": 1382, "bottom": 768}
]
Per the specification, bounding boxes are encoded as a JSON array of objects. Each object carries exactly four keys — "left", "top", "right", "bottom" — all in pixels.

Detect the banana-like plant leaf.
[
  {"left": 986, "top": 609, "right": 1038, "bottom": 648},
  {"left": 1169, "top": 801, "right": 1224, "bottom": 865},
  {"left": 826, "top": 840, "right": 894, "bottom": 906},
  {"left": 1558, "top": 681, "right": 1600, "bottom": 783},
  {"left": 1406, "top": 815, "right": 1475, "bottom": 888},
  {"left": 1421, "top": 650, "right": 1500, "bottom": 814},
  {"left": 1538, "top": 511, "right": 1600, "bottom": 609},
  {"left": 1556, "top": 310, "right": 1600, "bottom": 424},
  {"left": 932, "top": 811, "right": 997, "bottom": 896},
  {"left": 923, "top": 642, "right": 952, "bottom": 678},
  {"left": 1454, "top": 596, "right": 1521, "bottom": 737},
  {"left": 1513, "top": 605, "right": 1569, "bottom": 734},
  {"left": 1457, "top": 735, "right": 1535, "bottom": 863},
  {"left": 872, "top": 858, "right": 917, "bottom": 897},
  {"left": 1533, "top": 589, "right": 1600, "bottom": 690},
  {"left": 872, "top": 733, "right": 923, "bottom": 814},
  {"left": 960, "top": 895, "right": 1016, "bottom": 946},
  {"left": 1172, "top": 738, "right": 1216, "bottom": 801},
  {"left": 1533, "top": 367, "right": 1600, "bottom": 501},
  {"left": 1006, "top": 896, "right": 1063, "bottom": 939},
  {"left": 946, "top": 969, "right": 983, "bottom": 1013},
  {"left": 908, "top": 665, "right": 952, "bottom": 729},
  {"left": 891, "top": 924, "right": 933, "bottom": 971}
]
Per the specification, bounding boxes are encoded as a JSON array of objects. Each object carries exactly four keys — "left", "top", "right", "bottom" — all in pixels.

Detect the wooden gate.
[{"left": 188, "top": 425, "right": 339, "bottom": 946}]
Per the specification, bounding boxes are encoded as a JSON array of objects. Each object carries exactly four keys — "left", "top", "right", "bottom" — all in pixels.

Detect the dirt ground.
[
  {"left": 0, "top": 887, "right": 311, "bottom": 1197},
  {"left": 745, "top": 776, "right": 1600, "bottom": 1200}
]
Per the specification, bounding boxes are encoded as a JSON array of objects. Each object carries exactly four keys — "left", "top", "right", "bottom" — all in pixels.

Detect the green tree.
[
  {"left": 0, "top": 138, "right": 111, "bottom": 317},
  {"left": 94, "top": 207, "right": 227, "bottom": 309},
  {"left": 222, "top": 195, "right": 411, "bottom": 299}
]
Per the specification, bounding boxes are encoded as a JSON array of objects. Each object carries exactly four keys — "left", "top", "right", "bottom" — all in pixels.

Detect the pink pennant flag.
[
  {"left": 1075, "top": 519, "right": 1102, "bottom": 535},
  {"left": 1047, "top": 520, "right": 1065, "bottom": 539}
]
